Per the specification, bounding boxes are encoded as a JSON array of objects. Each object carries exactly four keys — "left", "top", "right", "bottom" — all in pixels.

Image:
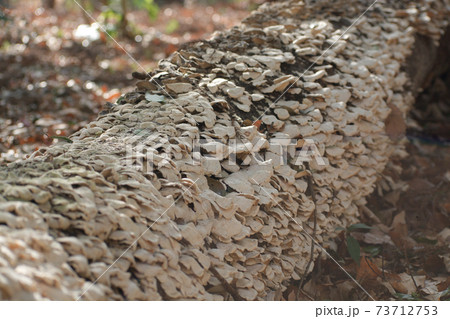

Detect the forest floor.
[
  {"left": 0, "top": 0, "right": 258, "bottom": 163},
  {"left": 0, "top": 0, "right": 448, "bottom": 301},
  {"left": 291, "top": 72, "right": 450, "bottom": 301}
]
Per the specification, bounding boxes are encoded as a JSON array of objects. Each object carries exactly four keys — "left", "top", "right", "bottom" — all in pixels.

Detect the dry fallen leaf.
[
  {"left": 387, "top": 273, "right": 426, "bottom": 294},
  {"left": 437, "top": 228, "right": 450, "bottom": 245},
  {"left": 424, "top": 254, "right": 446, "bottom": 274},
  {"left": 352, "top": 225, "right": 394, "bottom": 246},
  {"left": 389, "top": 211, "right": 416, "bottom": 249},
  {"left": 357, "top": 257, "right": 382, "bottom": 282}
]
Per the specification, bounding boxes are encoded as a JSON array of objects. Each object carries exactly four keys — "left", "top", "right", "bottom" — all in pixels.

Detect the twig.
[
  {"left": 297, "top": 288, "right": 314, "bottom": 301},
  {"left": 297, "top": 162, "right": 318, "bottom": 299},
  {"left": 364, "top": 256, "right": 383, "bottom": 279},
  {"left": 361, "top": 205, "right": 382, "bottom": 224},
  {"left": 381, "top": 246, "right": 386, "bottom": 281},
  {"left": 403, "top": 247, "right": 420, "bottom": 293}
]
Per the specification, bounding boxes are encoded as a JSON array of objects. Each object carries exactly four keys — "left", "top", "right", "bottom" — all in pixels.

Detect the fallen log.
[{"left": 0, "top": 0, "right": 448, "bottom": 300}]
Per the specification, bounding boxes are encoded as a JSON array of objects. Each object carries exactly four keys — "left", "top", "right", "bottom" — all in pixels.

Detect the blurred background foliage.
[
  {"left": 0, "top": 0, "right": 262, "bottom": 164},
  {"left": 1, "top": 0, "right": 261, "bottom": 37}
]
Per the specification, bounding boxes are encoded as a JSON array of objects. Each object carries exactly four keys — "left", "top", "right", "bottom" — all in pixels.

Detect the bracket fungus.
[{"left": 0, "top": 0, "right": 449, "bottom": 301}]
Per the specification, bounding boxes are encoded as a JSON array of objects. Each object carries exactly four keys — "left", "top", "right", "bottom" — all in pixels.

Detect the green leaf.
[
  {"left": 51, "top": 136, "right": 73, "bottom": 143},
  {"left": 134, "top": 0, "right": 159, "bottom": 20},
  {"left": 335, "top": 226, "right": 346, "bottom": 232},
  {"left": 165, "top": 19, "right": 179, "bottom": 34},
  {"left": 347, "top": 223, "right": 373, "bottom": 231},
  {"left": 413, "top": 236, "right": 437, "bottom": 245},
  {"left": 363, "top": 245, "right": 381, "bottom": 257},
  {"left": 146, "top": 1, "right": 159, "bottom": 21},
  {"left": 116, "top": 95, "right": 125, "bottom": 104},
  {"left": 394, "top": 293, "right": 425, "bottom": 301},
  {"left": 439, "top": 287, "right": 450, "bottom": 301},
  {"left": 394, "top": 293, "right": 416, "bottom": 301},
  {"left": 346, "top": 235, "right": 361, "bottom": 265}
]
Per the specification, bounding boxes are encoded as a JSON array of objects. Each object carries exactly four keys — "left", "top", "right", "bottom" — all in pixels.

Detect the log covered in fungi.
[{"left": 0, "top": 0, "right": 448, "bottom": 300}]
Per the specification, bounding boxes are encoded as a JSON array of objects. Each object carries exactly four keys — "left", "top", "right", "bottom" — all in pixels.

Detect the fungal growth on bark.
[{"left": 0, "top": 0, "right": 448, "bottom": 300}]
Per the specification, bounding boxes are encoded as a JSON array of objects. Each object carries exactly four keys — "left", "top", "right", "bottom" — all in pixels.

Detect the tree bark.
[
  {"left": 0, "top": 0, "right": 448, "bottom": 301},
  {"left": 119, "top": 0, "right": 129, "bottom": 37},
  {"left": 42, "top": 0, "right": 55, "bottom": 9}
]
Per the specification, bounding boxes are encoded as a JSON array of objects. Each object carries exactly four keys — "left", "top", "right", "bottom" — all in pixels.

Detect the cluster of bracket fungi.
[{"left": 0, "top": 0, "right": 448, "bottom": 300}]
